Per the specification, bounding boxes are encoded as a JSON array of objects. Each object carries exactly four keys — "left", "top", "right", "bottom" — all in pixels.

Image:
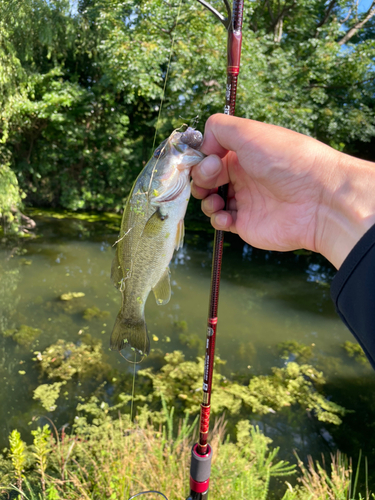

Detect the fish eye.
[
  {"left": 153, "top": 147, "right": 165, "bottom": 158},
  {"left": 153, "top": 140, "right": 167, "bottom": 158}
]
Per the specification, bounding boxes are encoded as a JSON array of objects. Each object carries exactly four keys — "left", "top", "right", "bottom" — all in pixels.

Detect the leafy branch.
[{"left": 339, "top": 0, "right": 375, "bottom": 45}]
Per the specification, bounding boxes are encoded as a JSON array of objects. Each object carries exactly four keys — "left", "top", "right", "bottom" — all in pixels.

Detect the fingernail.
[
  {"left": 213, "top": 213, "right": 228, "bottom": 227},
  {"left": 200, "top": 156, "right": 220, "bottom": 177}
]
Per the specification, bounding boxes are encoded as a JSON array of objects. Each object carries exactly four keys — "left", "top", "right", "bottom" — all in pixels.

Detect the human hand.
[{"left": 191, "top": 114, "right": 375, "bottom": 269}]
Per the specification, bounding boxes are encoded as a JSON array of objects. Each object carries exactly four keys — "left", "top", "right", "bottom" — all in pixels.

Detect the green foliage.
[
  {"left": 1, "top": 407, "right": 372, "bottom": 500},
  {"left": 295, "top": 450, "right": 375, "bottom": 500},
  {"left": 342, "top": 341, "right": 369, "bottom": 366},
  {"left": 216, "top": 420, "right": 296, "bottom": 499},
  {"left": 178, "top": 331, "right": 205, "bottom": 353},
  {"left": 0, "top": 263, "right": 21, "bottom": 333},
  {"left": 0, "top": 163, "right": 23, "bottom": 234},
  {"left": 1, "top": 0, "right": 375, "bottom": 211},
  {"left": 31, "top": 425, "right": 52, "bottom": 494},
  {"left": 173, "top": 319, "right": 189, "bottom": 333},
  {"left": 9, "top": 429, "right": 27, "bottom": 491}
]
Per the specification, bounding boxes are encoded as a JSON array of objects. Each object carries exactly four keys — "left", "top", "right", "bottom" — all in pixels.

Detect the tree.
[{"left": 1, "top": 0, "right": 374, "bottom": 211}]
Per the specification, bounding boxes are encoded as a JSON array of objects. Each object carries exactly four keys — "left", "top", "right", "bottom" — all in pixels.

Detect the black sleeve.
[{"left": 331, "top": 223, "right": 375, "bottom": 370}]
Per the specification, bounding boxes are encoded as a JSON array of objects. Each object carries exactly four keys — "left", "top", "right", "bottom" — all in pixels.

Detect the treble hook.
[{"left": 195, "top": 0, "right": 232, "bottom": 30}]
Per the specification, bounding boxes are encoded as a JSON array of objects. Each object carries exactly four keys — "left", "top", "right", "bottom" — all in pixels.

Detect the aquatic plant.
[
  {"left": 178, "top": 332, "right": 205, "bottom": 353},
  {"left": 138, "top": 351, "right": 347, "bottom": 425},
  {"left": 3, "top": 324, "right": 42, "bottom": 347},
  {"left": 59, "top": 292, "right": 85, "bottom": 301},
  {"left": 173, "top": 320, "right": 189, "bottom": 333},
  {"left": 35, "top": 336, "right": 109, "bottom": 381},
  {"left": 82, "top": 306, "right": 110, "bottom": 321},
  {"left": 236, "top": 340, "right": 256, "bottom": 362},
  {"left": 33, "top": 382, "right": 66, "bottom": 412},
  {"left": 277, "top": 341, "right": 314, "bottom": 363},
  {"left": 342, "top": 341, "right": 369, "bottom": 366}
]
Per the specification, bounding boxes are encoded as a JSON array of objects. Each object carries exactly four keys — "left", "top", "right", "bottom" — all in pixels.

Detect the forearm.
[{"left": 316, "top": 152, "right": 375, "bottom": 269}]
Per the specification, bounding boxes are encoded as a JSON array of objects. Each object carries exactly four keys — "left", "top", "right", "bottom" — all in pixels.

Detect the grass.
[{"left": 0, "top": 399, "right": 374, "bottom": 500}]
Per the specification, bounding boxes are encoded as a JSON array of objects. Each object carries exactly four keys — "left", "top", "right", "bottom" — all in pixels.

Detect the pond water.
[{"left": 1, "top": 212, "right": 375, "bottom": 481}]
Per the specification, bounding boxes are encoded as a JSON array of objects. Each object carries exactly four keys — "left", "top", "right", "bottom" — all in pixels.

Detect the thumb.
[{"left": 191, "top": 154, "right": 229, "bottom": 191}]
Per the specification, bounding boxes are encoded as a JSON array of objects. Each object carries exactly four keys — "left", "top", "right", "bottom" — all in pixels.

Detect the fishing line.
[
  {"left": 124, "top": 2, "right": 221, "bottom": 499},
  {"left": 130, "top": 350, "right": 137, "bottom": 420},
  {"left": 151, "top": 0, "right": 183, "bottom": 152}
]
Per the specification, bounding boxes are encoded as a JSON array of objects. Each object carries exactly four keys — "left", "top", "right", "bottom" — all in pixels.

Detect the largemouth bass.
[{"left": 110, "top": 127, "right": 205, "bottom": 362}]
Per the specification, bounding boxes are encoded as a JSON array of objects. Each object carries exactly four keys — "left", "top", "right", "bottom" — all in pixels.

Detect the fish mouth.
[{"left": 167, "top": 127, "right": 205, "bottom": 171}]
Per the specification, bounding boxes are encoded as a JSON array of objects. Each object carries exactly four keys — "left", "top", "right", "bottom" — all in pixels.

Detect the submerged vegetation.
[
  {"left": 35, "top": 336, "right": 109, "bottom": 381},
  {"left": 342, "top": 341, "right": 370, "bottom": 366},
  {"left": 2, "top": 325, "right": 42, "bottom": 347},
  {"left": 137, "top": 350, "right": 347, "bottom": 425}
]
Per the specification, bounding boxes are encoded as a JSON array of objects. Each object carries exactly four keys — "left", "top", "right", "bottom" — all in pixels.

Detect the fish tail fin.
[{"left": 110, "top": 310, "right": 149, "bottom": 362}]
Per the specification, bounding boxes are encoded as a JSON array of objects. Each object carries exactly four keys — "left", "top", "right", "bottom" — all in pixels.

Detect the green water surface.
[{"left": 1, "top": 213, "right": 375, "bottom": 477}]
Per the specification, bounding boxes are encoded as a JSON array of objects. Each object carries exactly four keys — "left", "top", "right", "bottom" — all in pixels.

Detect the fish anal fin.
[
  {"left": 111, "top": 250, "right": 123, "bottom": 290},
  {"left": 152, "top": 267, "right": 171, "bottom": 306},
  {"left": 175, "top": 219, "right": 185, "bottom": 251}
]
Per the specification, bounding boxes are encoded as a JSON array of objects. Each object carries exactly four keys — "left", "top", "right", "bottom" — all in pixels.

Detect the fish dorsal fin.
[
  {"left": 175, "top": 219, "right": 185, "bottom": 251},
  {"left": 152, "top": 267, "right": 171, "bottom": 305},
  {"left": 110, "top": 249, "right": 123, "bottom": 290}
]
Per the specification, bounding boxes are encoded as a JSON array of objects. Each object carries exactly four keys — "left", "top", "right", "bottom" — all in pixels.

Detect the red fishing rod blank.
[{"left": 187, "top": 0, "right": 244, "bottom": 499}]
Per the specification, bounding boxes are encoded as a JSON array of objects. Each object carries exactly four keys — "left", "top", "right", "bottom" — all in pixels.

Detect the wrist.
[{"left": 316, "top": 152, "right": 375, "bottom": 269}]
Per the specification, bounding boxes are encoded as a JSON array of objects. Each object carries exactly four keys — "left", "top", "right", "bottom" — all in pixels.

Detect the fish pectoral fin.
[
  {"left": 152, "top": 267, "right": 171, "bottom": 306},
  {"left": 142, "top": 208, "right": 166, "bottom": 237},
  {"left": 175, "top": 219, "right": 185, "bottom": 251},
  {"left": 111, "top": 250, "right": 123, "bottom": 290}
]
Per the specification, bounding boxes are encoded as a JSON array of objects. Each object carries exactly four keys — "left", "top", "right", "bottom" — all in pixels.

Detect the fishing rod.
[
  {"left": 126, "top": 1, "right": 243, "bottom": 498},
  {"left": 187, "top": 0, "right": 244, "bottom": 499}
]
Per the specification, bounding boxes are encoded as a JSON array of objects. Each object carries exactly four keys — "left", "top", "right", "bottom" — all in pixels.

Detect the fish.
[{"left": 110, "top": 127, "right": 205, "bottom": 362}]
